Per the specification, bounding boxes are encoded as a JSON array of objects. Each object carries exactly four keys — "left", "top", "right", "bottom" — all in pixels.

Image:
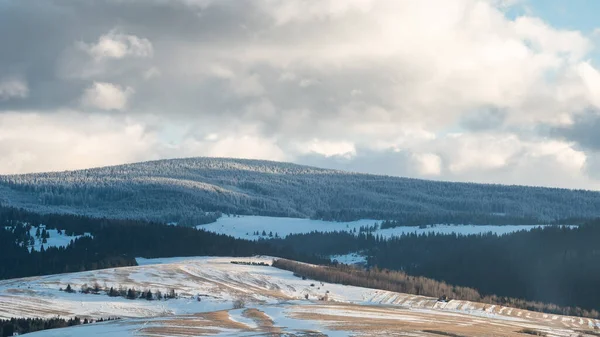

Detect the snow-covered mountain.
[{"left": 1, "top": 157, "right": 599, "bottom": 225}]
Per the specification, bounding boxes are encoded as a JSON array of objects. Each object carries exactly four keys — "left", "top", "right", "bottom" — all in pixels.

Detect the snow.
[
  {"left": 227, "top": 308, "right": 258, "bottom": 329},
  {"left": 198, "top": 215, "right": 551, "bottom": 240},
  {"left": 1, "top": 256, "right": 596, "bottom": 337},
  {"left": 260, "top": 305, "right": 348, "bottom": 337},
  {"left": 26, "top": 320, "right": 137, "bottom": 337},
  {"left": 26, "top": 225, "right": 92, "bottom": 252},
  {"left": 4, "top": 224, "right": 92, "bottom": 252},
  {"left": 330, "top": 253, "right": 367, "bottom": 265}
]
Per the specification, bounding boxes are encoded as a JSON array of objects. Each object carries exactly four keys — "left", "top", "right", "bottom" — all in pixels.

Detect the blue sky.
[
  {"left": 512, "top": 0, "right": 600, "bottom": 63},
  {"left": 525, "top": 0, "right": 599, "bottom": 33}
]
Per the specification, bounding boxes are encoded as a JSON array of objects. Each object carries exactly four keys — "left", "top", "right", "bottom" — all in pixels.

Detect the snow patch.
[{"left": 198, "top": 215, "right": 551, "bottom": 240}]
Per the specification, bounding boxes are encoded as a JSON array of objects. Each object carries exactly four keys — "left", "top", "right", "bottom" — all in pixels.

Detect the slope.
[{"left": 1, "top": 256, "right": 598, "bottom": 337}]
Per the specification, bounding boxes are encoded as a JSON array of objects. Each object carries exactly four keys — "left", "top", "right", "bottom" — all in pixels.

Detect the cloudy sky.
[{"left": 1, "top": 0, "right": 600, "bottom": 189}]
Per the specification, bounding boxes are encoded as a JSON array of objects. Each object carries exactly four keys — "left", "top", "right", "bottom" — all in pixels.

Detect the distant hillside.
[{"left": 0, "top": 157, "right": 599, "bottom": 225}]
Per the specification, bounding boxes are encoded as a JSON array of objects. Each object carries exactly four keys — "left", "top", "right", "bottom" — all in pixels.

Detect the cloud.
[
  {"left": 550, "top": 111, "right": 600, "bottom": 151},
  {"left": 0, "top": 77, "right": 28, "bottom": 101},
  {"left": 0, "top": 111, "right": 156, "bottom": 174},
  {"left": 80, "top": 30, "right": 153, "bottom": 61},
  {"left": 1, "top": 0, "right": 600, "bottom": 190},
  {"left": 81, "top": 82, "right": 134, "bottom": 111}
]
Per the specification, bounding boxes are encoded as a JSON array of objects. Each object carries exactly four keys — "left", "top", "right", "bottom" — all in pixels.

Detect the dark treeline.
[
  {"left": 0, "top": 317, "right": 120, "bottom": 337},
  {"left": 273, "top": 225, "right": 600, "bottom": 314},
  {"left": 0, "top": 205, "right": 158, "bottom": 236},
  {"left": 71, "top": 282, "right": 179, "bottom": 301},
  {"left": 273, "top": 259, "right": 600, "bottom": 318},
  {"left": 368, "top": 225, "right": 600, "bottom": 313},
  {"left": 271, "top": 230, "right": 379, "bottom": 256},
  {"left": 0, "top": 206, "right": 328, "bottom": 280},
  {"left": 313, "top": 209, "right": 548, "bottom": 226},
  {"left": 4, "top": 202, "right": 600, "bottom": 318}
]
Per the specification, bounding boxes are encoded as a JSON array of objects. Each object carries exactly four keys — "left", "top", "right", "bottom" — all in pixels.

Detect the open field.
[
  {"left": 199, "top": 215, "right": 552, "bottom": 240},
  {"left": 1, "top": 256, "right": 598, "bottom": 336}
]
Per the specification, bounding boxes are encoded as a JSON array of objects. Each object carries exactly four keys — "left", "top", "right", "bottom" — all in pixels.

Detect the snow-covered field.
[
  {"left": 198, "top": 215, "right": 550, "bottom": 240},
  {"left": 4, "top": 225, "right": 92, "bottom": 252},
  {"left": 330, "top": 253, "right": 367, "bottom": 265},
  {"left": 1, "top": 256, "right": 597, "bottom": 337}
]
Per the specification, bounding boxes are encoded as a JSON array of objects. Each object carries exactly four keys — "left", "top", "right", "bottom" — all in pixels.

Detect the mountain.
[{"left": 0, "top": 157, "right": 599, "bottom": 225}]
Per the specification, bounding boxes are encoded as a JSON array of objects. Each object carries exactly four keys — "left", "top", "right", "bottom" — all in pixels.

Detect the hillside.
[
  {"left": 1, "top": 157, "right": 600, "bottom": 225},
  {"left": 2, "top": 256, "right": 598, "bottom": 337}
]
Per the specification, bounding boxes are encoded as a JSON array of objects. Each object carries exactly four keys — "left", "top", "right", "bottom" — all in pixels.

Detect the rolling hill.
[
  {"left": 1, "top": 157, "right": 599, "bottom": 225},
  {"left": 2, "top": 256, "right": 598, "bottom": 337}
]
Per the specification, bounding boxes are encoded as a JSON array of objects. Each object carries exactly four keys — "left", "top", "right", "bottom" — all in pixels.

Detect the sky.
[{"left": 1, "top": 0, "right": 600, "bottom": 190}]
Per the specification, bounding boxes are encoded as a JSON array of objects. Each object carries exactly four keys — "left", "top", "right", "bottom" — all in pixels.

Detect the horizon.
[{"left": 2, "top": 0, "right": 600, "bottom": 190}]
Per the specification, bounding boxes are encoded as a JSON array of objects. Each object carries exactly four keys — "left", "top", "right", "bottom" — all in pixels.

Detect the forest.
[
  {"left": 0, "top": 206, "right": 327, "bottom": 280},
  {"left": 2, "top": 157, "right": 600, "bottom": 225},
  {"left": 269, "top": 224, "right": 600, "bottom": 313},
  {"left": 3, "top": 202, "right": 600, "bottom": 318},
  {"left": 272, "top": 259, "right": 600, "bottom": 318},
  {"left": 0, "top": 317, "right": 120, "bottom": 337}
]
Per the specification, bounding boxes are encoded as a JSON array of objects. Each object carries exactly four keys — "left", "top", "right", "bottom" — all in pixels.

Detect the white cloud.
[
  {"left": 301, "top": 139, "right": 356, "bottom": 158},
  {"left": 0, "top": 77, "right": 28, "bottom": 100},
  {"left": 0, "top": 111, "right": 156, "bottom": 174},
  {"left": 81, "top": 82, "right": 134, "bottom": 111},
  {"left": 576, "top": 62, "right": 600, "bottom": 108},
  {"left": 412, "top": 153, "right": 442, "bottom": 176},
  {"left": 80, "top": 30, "right": 153, "bottom": 61},
  {"left": 4, "top": 0, "right": 600, "bottom": 189}
]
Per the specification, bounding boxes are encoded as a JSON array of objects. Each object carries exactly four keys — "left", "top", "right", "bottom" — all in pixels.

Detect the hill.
[
  {"left": 1, "top": 157, "right": 600, "bottom": 225},
  {"left": 2, "top": 256, "right": 598, "bottom": 337}
]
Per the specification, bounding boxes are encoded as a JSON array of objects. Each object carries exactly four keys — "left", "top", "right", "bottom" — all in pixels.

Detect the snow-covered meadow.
[
  {"left": 4, "top": 224, "right": 92, "bottom": 252},
  {"left": 2, "top": 256, "right": 597, "bottom": 337},
  {"left": 198, "top": 215, "right": 550, "bottom": 240}
]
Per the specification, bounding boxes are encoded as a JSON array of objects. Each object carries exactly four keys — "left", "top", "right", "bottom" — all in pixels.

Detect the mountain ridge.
[
  {"left": 2, "top": 156, "right": 594, "bottom": 192},
  {"left": 1, "top": 157, "right": 599, "bottom": 225}
]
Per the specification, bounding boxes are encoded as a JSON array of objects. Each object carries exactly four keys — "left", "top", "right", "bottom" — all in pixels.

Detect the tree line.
[
  {"left": 63, "top": 283, "right": 180, "bottom": 301},
  {"left": 4, "top": 202, "right": 600, "bottom": 318},
  {"left": 272, "top": 259, "right": 600, "bottom": 319},
  {"left": 0, "top": 317, "right": 120, "bottom": 337},
  {"left": 0, "top": 205, "right": 329, "bottom": 280},
  {"left": 367, "top": 224, "right": 600, "bottom": 313},
  {"left": 269, "top": 224, "right": 600, "bottom": 315}
]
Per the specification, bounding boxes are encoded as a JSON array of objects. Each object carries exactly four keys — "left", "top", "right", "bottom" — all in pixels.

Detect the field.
[
  {"left": 199, "top": 215, "right": 549, "bottom": 240},
  {"left": 1, "top": 256, "right": 598, "bottom": 336}
]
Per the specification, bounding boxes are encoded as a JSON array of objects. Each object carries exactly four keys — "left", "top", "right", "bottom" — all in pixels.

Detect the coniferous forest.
[
  {"left": 0, "top": 205, "right": 327, "bottom": 280},
  {"left": 267, "top": 224, "right": 600, "bottom": 313},
  {"left": 2, "top": 157, "right": 600, "bottom": 225},
  {"left": 3, "top": 201, "right": 600, "bottom": 319}
]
